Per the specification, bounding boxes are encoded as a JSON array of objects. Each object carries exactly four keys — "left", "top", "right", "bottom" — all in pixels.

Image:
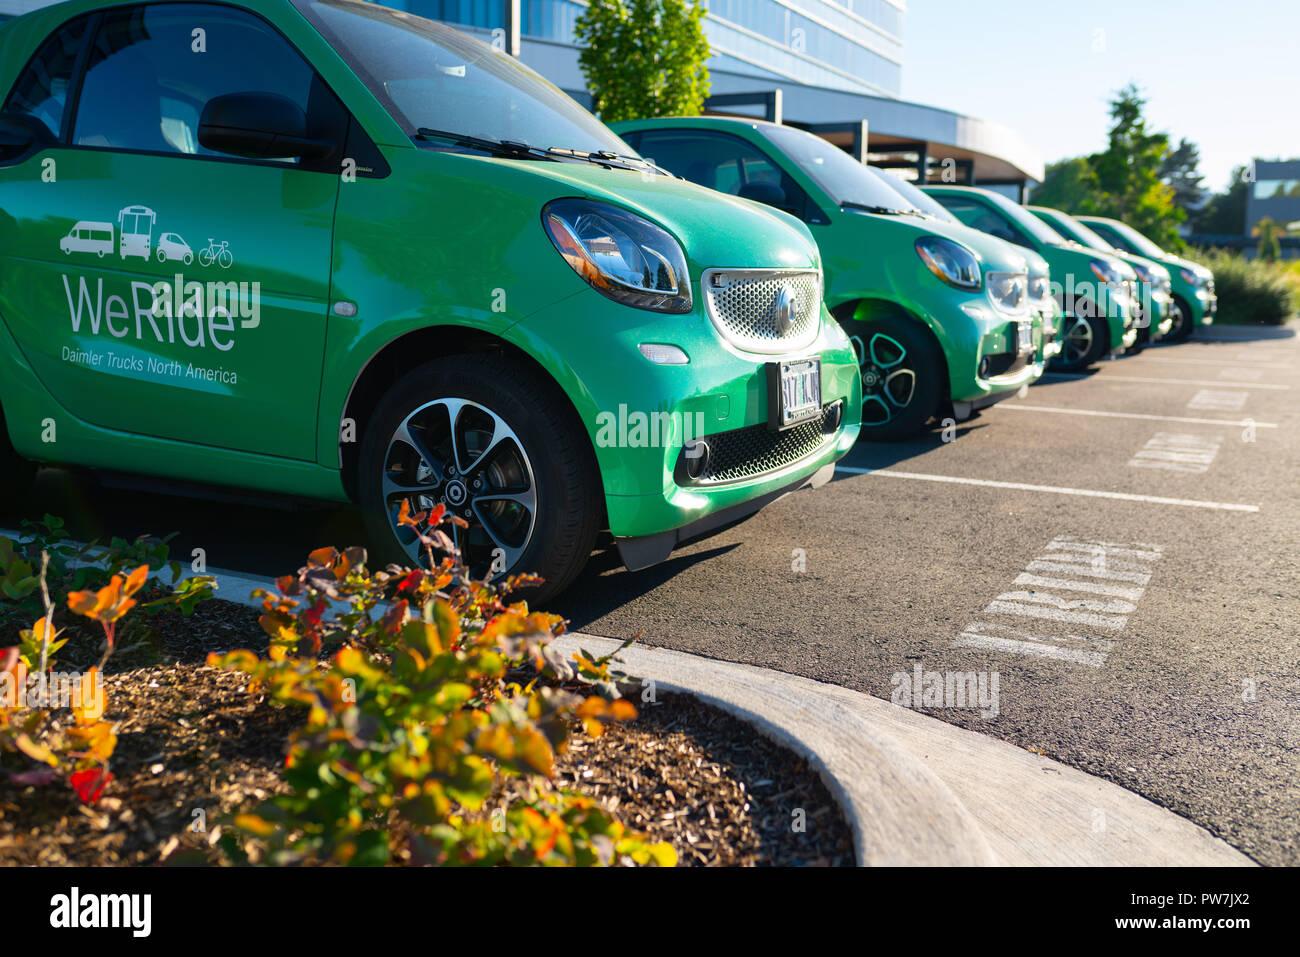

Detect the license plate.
[
  {"left": 767, "top": 357, "right": 822, "bottom": 429},
  {"left": 1016, "top": 322, "right": 1034, "bottom": 354}
]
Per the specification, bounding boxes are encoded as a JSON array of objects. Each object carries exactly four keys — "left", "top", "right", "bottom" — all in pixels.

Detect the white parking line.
[
  {"left": 1043, "top": 372, "right": 1289, "bottom": 390},
  {"left": 953, "top": 536, "right": 1165, "bottom": 668},
  {"left": 1218, "top": 368, "right": 1264, "bottom": 381},
  {"left": 1187, "top": 389, "right": 1248, "bottom": 412},
  {"left": 836, "top": 467, "right": 1260, "bottom": 512},
  {"left": 998, "top": 404, "right": 1277, "bottom": 429},
  {"left": 1129, "top": 432, "right": 1222, "bottom": 473},
  {"left": 1133, "top": 356, "right": 1292, "bottom": 370}
]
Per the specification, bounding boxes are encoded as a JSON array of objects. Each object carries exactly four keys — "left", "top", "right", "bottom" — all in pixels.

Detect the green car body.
[
  {"left": 924, "top": 185, "right": 1140, "bottom": 370},
  {"left": 612, "top": 117, "right": 1048, "bottom": 439},
  {"left": 1029, "top": 206, "right": 1173, "bottom": 346},
  {"left": 1076, "top": 216, "right": 1216, "bottom": 342},
  {"left": 0, "top": 0, "right": 861, "bottom": 596}
]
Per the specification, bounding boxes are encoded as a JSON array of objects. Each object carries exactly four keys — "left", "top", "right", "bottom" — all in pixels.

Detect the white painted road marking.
[
  {"left": 1135, "top": 356, "right": 1292, "bottom": 370},
  {"left": 1218, "top": 368, "right": 1264, "bottom": 381},
  {"left": 1129, "top": 432, "right": 1222, "bottom": 472},
  {"left": 999, "top": 404, "right": 1277, "bottom": 429},
  {"left": 1044, "top": 372, "right": 1288, "bottom": 390},
  {"left": 837, "top": 467, "right": 1260, "bottom": 512},
  {"left": 1187, "top": 389, "right": 1248, "bottom": 412},
  {"left": 954, "top": 536, "right": 1164, "bottom": 668}
]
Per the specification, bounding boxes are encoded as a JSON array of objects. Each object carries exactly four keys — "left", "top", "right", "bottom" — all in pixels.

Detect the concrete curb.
[
  {"left": 30, "top": 555, "right": 1250, "bottom": 867},
  {"left": 554, "top": 634, "right": 1255, "bottom": 867}
]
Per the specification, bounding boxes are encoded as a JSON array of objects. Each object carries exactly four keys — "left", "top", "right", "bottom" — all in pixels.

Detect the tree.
[
  {"left": 1088, "top": 84, "right": 1185, "bottom": 249},
  {"left": 1029, "top": 156, "right": 1101, "bottom": 213},
  {"left": 1253, "top": 217, "right": 1281, "bottom": 262},
  {"left": 1195, "top": 166, "right": 1250, "bottom": 235},
  {"left": 575, "top": 0, "right": 711, "bottom": 123},
  {"left": 1159, "top": 137, "right": 1205, "bottom": 216}
]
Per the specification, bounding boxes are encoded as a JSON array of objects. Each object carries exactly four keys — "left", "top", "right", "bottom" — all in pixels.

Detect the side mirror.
[
  {"left": 0, "top": 113, "right": 51, "bottom": 155},
  {"left": 738, "top": 181, "right": 788, "bottom": 209},
  {"left": 198, "top": 92, "right": 334, "bottom": 160}
]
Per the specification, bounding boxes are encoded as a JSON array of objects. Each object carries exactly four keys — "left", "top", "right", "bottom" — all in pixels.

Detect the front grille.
[
  {"left": 702, "top": 268, "right": 821, "bottom": 354},
  {"left": 676, "top": 403, "right": 839, "bottom": 486}
]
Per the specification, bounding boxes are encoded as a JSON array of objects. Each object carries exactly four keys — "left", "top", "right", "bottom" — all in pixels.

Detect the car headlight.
[
  {"left": 542, "top": 199, "right": 692, "bottom": 314},
  {"left": 1028, "top": 272, "right": 1050, "bottom": 303},
  {"left": 915, "top": 236, "right": 981, "bottom": 290},
  {"left": 1178, "top": 266, "right": 1205, "bottom": 287},
  {"left": 986, "top": 271, "right": 1028, "bottom": 315},
  {"left": 1131, "top": 262, "right": 1161, "bottom": 285},
  {"left": 1089, "top": 258, "right": 1124, "bottom": 287}
]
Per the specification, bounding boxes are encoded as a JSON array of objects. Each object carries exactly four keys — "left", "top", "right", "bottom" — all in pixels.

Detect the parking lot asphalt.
[{"left": 7, "top": 324, "right": 1297, "bottom": 865}]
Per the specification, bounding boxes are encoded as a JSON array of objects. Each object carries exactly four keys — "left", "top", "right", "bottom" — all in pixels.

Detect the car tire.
[
  {"left": 841, "top": 312, "right": 944, "bottom": 441},
  {"left": 1164, "top": 297, "right": 1194, "bottom": 343},
  {"left": 0, "top": 418, "right": 36, "bottom": 507},
  {"left": 357, "top": 354, "right": 601, "bottom": 601},
  {"left": 1051, "top": 310, "right": 1107, "bottom": 370}
]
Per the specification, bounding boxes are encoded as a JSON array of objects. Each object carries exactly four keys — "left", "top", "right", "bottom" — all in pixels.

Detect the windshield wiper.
[
  {"left": 841, "top": 201, "right": 922, "bottom": 217},
  {"left": 415, "top": 128, "right": 547, "bottom": 159},
  {"left": 415, "top": 129, "right": 669, "bottom": 175}
]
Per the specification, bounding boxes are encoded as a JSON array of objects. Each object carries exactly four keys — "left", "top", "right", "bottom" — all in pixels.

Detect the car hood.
[
  {"left": 840, "top": 209, "right": 1031, "bottom": 273},
  {"left": 448, "top": 154, "right": 823, "bottom": 274}
]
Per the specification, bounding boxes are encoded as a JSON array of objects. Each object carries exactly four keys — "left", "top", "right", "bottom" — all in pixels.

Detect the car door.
[{"left": 0, "top": 2, "right": 343, "bottom": 461}]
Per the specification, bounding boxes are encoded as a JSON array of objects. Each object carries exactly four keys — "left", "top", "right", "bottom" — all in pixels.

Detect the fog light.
[
  {"left": 823, "top": 401, "right": 842, "bottom": 434},
  {"left": 639, "top": 343, "right": 689, "bottom": 365},
  {"left": 978, "top": 357, "right": 990, "bottom": 378},
  {"left": 683, "top": 439, "right": 711, "bottom": 480}
]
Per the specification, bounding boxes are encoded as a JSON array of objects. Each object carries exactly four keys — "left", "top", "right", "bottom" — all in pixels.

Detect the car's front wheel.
[
  {"left": 1164, "top": 297, "right": 1193, "bottom": 343},
  {"left": 358, "top": 354, "right": 601, "bottom": 600},
  {"left": 843, "top": 313, "right": 944, "bottom": 441},
  {"left": 1052, "top": 311, "right": 1107, "bottom": 370}
]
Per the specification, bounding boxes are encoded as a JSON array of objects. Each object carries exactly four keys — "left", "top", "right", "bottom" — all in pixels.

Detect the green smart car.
[
  {"left": 1029, "top": 206, "right": 1174, "bottom": 348},
  {"left": 924, "top": 185, "right": 1140, "bottom": 370},
  {"left": 0, "top": 0, "right": 863, "bottom": 598},
  {"left": 612, "top": 117, "right": 1049, "bottom": 439},
  {"left": 1076, "top": 215, "right": 1216, "bottom": 342},
  {"left": 872, "top": 168, "right": 1062, "bottom": 365}
]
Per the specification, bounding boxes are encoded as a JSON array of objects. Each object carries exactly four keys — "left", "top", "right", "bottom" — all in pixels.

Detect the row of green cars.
[{"left": 0, "top": 0, "right": 1216, "bottom": 598}]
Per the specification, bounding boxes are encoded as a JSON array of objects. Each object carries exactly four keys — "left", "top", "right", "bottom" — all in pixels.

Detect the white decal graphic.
[
  {"left": 118, "top": 204, "right": 156, "bottom": 259},
  {"left": 58, "top": 205, "right": 231, "bottom": 269}
]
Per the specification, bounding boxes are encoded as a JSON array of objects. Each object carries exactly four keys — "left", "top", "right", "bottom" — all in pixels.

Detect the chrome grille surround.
[{"left": 701, "top": 268, "right": 822, "bottom": 354}]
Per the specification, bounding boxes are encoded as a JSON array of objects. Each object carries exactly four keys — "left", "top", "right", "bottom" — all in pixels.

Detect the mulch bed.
[{"left": 0, "top": 598, "right": 854, "bottom": 866}]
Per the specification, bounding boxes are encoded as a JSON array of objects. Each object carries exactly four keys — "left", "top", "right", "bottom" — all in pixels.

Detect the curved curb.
[
  {"left": 555, "top": 634, "right": 1255, "bottom": 867},
  {"left": 554, "top": 634, "right": 997, "bottom": 866}
]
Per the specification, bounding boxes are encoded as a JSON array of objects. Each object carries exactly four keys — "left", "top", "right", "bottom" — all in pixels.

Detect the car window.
[
  {"left": 72, "top": 3, "right": 317, "bottom": 160},
  {"left": 2, "top": 14, "right": 92, "bottom": 140},
  {"left": 634, "top": 128, "right": 813, "bottom": 219},
  {"left": 934, "top": 196, "right": 1032, "bottom": 248}
]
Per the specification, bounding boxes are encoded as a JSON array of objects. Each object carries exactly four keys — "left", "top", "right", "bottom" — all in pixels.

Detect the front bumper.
[
  {"left": 944, "top": 298, "right": 1047, "bottom": 403},
  {"left": 510, "top": 288, "right": 862, "bottom": 547}
]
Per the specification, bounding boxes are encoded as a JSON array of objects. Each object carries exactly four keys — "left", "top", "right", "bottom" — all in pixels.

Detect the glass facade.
[{"left": 396, "top": 0, "right": 905, "bottom": 98}]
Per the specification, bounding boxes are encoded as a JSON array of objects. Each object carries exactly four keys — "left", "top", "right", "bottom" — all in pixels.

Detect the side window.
[
  {"left": 941, "top": 198, "right": 1031, "bottom": 248},
  {"left": 71, "top": 3, "right": 320, "bottom": 159},
  {"left": 1, "top": 14, "right": 92, "bottom": 141},
  {"left": 637, "top": 129, "right": 814, "bottom": 221}
]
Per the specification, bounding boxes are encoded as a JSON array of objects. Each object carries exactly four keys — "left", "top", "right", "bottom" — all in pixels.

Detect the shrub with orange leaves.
[{"left": 205, "top": 503, "right": 674, "bottom": 867}]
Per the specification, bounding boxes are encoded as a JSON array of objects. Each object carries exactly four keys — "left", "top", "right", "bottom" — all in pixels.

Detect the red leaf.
[{"left": 69, "top": 766, "right": 111, "bottom": 804}]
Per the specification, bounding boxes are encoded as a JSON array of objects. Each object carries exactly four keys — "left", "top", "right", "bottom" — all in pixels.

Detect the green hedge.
[{"left": 1188, "top": 248, "right": 1299, "bottom": 326}]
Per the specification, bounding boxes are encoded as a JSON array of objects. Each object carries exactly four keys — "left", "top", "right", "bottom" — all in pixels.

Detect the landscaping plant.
[{"left": 206, "top": 501, "right": 677, "bottom": 866}]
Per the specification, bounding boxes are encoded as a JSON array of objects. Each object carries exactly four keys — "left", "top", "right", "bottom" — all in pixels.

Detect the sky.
[{"left": 901, "top": 0, "right": 1300, "bottom": 193}]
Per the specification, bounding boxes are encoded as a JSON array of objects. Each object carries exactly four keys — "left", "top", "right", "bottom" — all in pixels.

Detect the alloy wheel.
[
  {"left": 852, "top": 332, "right": 917, "bottom": 426},
  {"left": 381, "top": 398, "right": 537, "bottom": 578},
  {"left": 1060, "top": 315, "right": 1094, "bottom": 365}
]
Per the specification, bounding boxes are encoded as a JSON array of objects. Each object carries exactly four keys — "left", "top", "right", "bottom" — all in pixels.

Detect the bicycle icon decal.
[{"left": 198, "top": 238, "right": 234, "bottom": 269}]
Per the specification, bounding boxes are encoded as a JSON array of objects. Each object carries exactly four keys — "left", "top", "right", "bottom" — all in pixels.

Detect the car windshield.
[
  {"left": 977, "top": 190, "right": 1072, "bottom": 247},
  {"left": 296, "top": 0, "right": 632, "bottom": 157},
  {"left": 1093, "top": 219, "right": 1166, "bottom": 259},
  {"left": 1037, "top": 210, "right": 1120, "bottom": 253},
  {"left": 870, "top": 168, "right": 960, "bottom": 223},
  {"left": 760, "top": 125, "right": 918, "bottom": 213}
]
